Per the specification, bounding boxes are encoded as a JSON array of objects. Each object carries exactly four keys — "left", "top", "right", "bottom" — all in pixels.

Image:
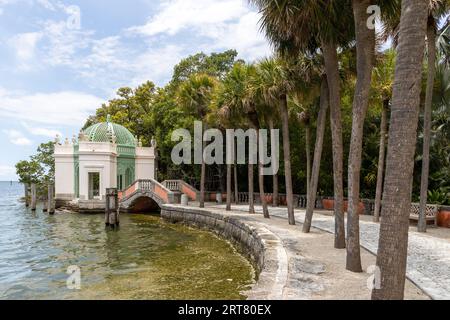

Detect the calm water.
[{"left": 0, "top": 182, "right": 254, "bottom": 300}]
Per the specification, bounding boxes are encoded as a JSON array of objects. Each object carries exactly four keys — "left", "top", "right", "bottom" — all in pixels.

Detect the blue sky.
[{"left": 0, "top": 0, "right": 272, "bottom": 180}]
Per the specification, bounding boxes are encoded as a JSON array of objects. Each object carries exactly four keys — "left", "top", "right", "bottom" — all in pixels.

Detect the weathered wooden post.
[
  {"left": 48, "top": 183, "right": 55, "bottom": 215},
  {"left": 24, "top": 183, "right": 30, "bottom": 207},
  {"left": 30, "top": 183, "right": 37, "bottom": 211},
  {"left": 105, "top": 188, "right": 119, "bottom": 228},
  {"left": 43, "top": 198, "right": 48, "bottom": 212}
]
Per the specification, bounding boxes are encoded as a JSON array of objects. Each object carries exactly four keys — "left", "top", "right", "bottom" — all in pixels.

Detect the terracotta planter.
[
  {"left": 437, "top": 210, "right": 450, "bottom": 228},
  {"left": 321, "top": 199, "right": 365, "bottom": 215},
  {"left": 322, "top": 199, "right": 334, "bottom": 211}
]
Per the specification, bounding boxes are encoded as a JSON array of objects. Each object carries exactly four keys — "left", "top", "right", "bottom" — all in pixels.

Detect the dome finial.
[{"left": 106, "top": 114, "right": 111, "bottom": 123}]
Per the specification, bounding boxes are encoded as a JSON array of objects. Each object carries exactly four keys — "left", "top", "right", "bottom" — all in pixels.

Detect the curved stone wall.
[{"left": 161, "top": 204, "right": 289, "bottom": 300}]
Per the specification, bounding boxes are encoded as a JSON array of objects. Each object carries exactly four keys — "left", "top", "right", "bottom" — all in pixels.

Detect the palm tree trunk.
[
  {"left": 257, "top": 127, "right": 270, "bottom": 219},
  {"left": 305, "top": 124, "right": 311, "bottom": 200},
  {"left": 303, "top": 77, "right": 329, "bottom": 232},
  {"left": 200, "top": 123, "right": 206, "bottom": 208},
  {"left": 418, "top": 21, "right": 436, "bottom": 233},
  {"left": 346, "top": 0, "right": 376, "bottom": 273},
  {"left": 374, "top": 100, "right": 389, "bottom": 223},
  {"left": 226, "top": 163, "right": 232, "bottom": 211},
  {"left": 269, "top": 118, "right": 279, "bottom": 207},
  {"left": 234, "top": 164, "right": 239, "bottom": 204},
  {"left": 248, "top": 163, "right": 255, "bottom": 214},
  {"left": 372, "top": 0, "right": 428, "bottom": 300},
  {"left": 322, "top": 41, "right": 345, "bottom": 248},
  {"left": 280, "top": 95, "right": 295, "bottom": 225}
]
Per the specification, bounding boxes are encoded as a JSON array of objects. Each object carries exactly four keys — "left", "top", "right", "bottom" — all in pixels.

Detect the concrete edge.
[{"left": 161, "top": 204, "right": 289, "bottom": 300}]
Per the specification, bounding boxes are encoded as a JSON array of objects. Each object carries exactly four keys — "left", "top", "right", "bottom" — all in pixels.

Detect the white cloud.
[
  {"left": 3, "top": 0, "right": 270, "bottom": 94},
  {"left": 9, "top": 32, "right": 43, "bottom": 61},
  {"left": 0, "top": 89, "right": 104, "bottom": 125},
  {"left": 129, "top": 44, "right": 185, "bottom": 86},
  {"left": 130, "top": 0, "right": 247, "bottom": 36},
  {"left": 199, "top": 11, "right": 272, "bottom": 60},
  {"left": 40, "top": 20, "right": 93, "bottom": 66},
  {"left": 21, "top": 122, "right": 62, "bottom": 138},
  {"left": 129, "top": 0, "right": 271, "bottom": 62},
  {"left": 36, "top": 0, "right": 56, "bottom": 11},
  {"left": 3, "top": 129, "right": 32, "bottom": 146},
  {"left": 0, "top": 165, "right": 16, "bottom": 177}
]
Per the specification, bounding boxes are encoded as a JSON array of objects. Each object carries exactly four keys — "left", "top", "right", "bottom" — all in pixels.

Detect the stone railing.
[
  {"left": 119, "top": 179, "right": 177, "bottom": 205},
  {"left": 162, "top": 180, "right": 180, "bottom": 191},
  {"left": 162, "top": 180, "right": 200, "bottom": 201}
]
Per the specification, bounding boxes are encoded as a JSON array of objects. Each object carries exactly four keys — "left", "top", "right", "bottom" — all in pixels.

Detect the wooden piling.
[
  {"left": 31, "top": 183, "right": 37, "bottom": 211},
  {"left": 24, "top": 183, "right": 30, "bottom": 207},
  {"left": 48, "top": 184, "right": 55, "bottom": 215},
  {"left": 105, "top": 188, "right": 120, "bottom": 228}
]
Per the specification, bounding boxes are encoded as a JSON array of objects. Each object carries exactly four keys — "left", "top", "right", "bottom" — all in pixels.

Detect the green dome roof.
[{"left": 83, "top": 116, "right": 136, "bottom": 147}]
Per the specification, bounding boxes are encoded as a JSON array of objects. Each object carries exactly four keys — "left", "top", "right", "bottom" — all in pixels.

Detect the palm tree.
[
  {"left": 251, "top": 0, "right": 353, "bottom": 242},
  {"left": 372, "top": 0, "right": 429, "bottom": 300},
  {"left": 217, "top": 63, "right": 270, "bottom": 217},
  {"left": 215, "top": 103, "right": 233, "bottom": 211},
  {"left": 418, "top": 1, "right": 450, "bottom": 232},
  {"left": 304, "top": 75, "right": 329, "bottom": 232},
  {"left": 298, "top": 110, "right": 311, "bottom": 196},
  {"left": 254, "top": 58, "right": 296, "bottom": 224},
  {"left": 372, "top": 49, "right": 396, "bottom": 223},
  {"left": 346, "top": 0, "right": 377, "bottom": 272},
  {"left": 268, "top": 116, "right": 279, "bottom": 207},
  {"left": 177, "top": 74, "right": 217, "bottom": 208}
]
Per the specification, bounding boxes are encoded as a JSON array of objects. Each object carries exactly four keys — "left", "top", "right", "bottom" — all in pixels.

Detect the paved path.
[{"left": 213, "top": 204, "right": 450, "bottom": 300}]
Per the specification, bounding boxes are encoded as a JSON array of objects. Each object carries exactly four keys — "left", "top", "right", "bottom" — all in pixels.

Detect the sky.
[{"left": 0, "top": 0, "right": 272, "bottom": 181}]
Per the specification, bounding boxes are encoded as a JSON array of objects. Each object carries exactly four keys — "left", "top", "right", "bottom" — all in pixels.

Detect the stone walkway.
[{"left": 212, "top": 204, "right": 450, "bottom": 300}]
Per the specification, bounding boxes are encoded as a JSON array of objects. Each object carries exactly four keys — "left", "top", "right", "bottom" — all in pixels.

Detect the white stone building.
[{"left": 54, "top": 116, "right": 156, "bottom": 211}]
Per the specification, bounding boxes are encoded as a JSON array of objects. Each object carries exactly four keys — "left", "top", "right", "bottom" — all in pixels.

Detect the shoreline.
[{"left": 161, "top": 204, "right": 430, "bottom": 300}]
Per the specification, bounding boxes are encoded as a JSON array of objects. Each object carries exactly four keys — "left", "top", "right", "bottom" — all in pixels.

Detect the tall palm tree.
[
  {"left": 268, "top": 116, "right": 279, "bottom": 207},
  {"left": 372, "top": 0, "right": 429, "bottom": 300},
  {"left": 254, "top": 58, "right": 296, "bottom": 224},
  {"left": 297, "top": 110, "right": 311, "bottom": 196},
  {"left": 418, "top": 0, "right": 450, "bottom": 232},
  {"left": 215, "top": 103, "right": 233, "bottom": 211},
  {"left": 372, "top": 49, "right": 396, "bottom": 223},
  {"left": 304, "top": 75, "right": 329, "bottom": 232},
  {"left": 177, "top": 74, "right": 217, "bottom": 208},
  {"left": 217, "top": 63, "right": 270, "bottom": 218},
  {"left": 346, "top": 0, "right": 376, "bottom": 272},
  {"left": 252, "top": 0, "right": 353, "bottom": 243}
]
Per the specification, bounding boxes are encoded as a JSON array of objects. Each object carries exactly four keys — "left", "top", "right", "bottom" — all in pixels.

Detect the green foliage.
[
  {"left": 16, "top": 141, "right": 55, "bottom": 193},
  {"left": 171, "top": 50, "right": 241, "bottom": 87},
  {"left": 427, "top": 188, "right": 450, "bottom": 205},
  {"left": 15, "top": 160, "right": 42, "bottom": 184},
  {"left": 19, "top": 47, "right": 445, "bottom": 199}
]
